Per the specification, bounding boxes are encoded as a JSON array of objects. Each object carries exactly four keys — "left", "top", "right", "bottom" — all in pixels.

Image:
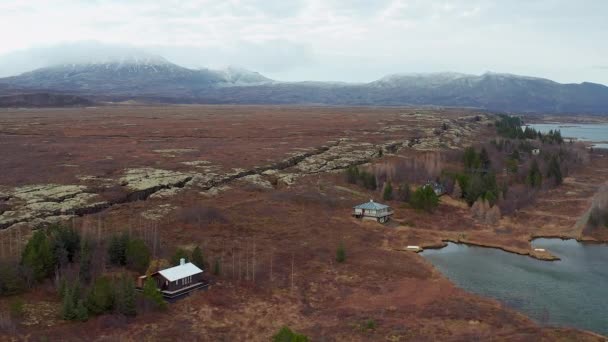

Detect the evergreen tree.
[
  {"left": 50, "top": 225, "right": 81, "bottom": 263},
  {"left": 126, "top": 238, "right": 150, "bottom": 273},
  {"left": 336, "top": 243, "right": 346, "bottom": 263},
  {"left": 116, "top": 276, "right": 137, "bottom": 317},
  {"left": 345, "top": 166, "right": 359, "bottom": 184},
  {"left": 75, "top": 300, "right": 89, "bottom": 322},
  {"left": 527, "top": 159, "right": 543, "bottom": 188},
  {"left": 171, "top": 248, "right": 190, "bottom": 266},
  {"left": 79, "top": 240, "right": 92, "bottom": 284},
  {"left": 0, "top": 262, "right": 25, "bottom": 296},
  {"left": 108, "top": 233, "right": 129, "bottom": 266},
  {"left": 479, "top": 147, "right": 491, "bottom": 170},
  {"left": 21, "top": 230, "right": 55, "bottom": 282},
  {"left": 191, "top": 246, "right": 205, "bottom": 269},
  {"left": 85, "top": 276, "right": 115, "bottom": 315},
  {"left": 142, "top": 277, "right": 166, "bottom": 310},
  {"left": 383, "top": 182, "right": 393, "bottom": 201},
  {"left": 410, "top": 186, "right": 440, "bottom": 212},
  {"left": 61, "top": 287, "right": 76, "bottom": 320},
  {"left": 547, "top": 155, "right": 563, "bottom": 185}
]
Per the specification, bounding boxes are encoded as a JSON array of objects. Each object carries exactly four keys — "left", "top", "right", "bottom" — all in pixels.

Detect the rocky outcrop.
[{"left": 0, "top": 184, "right": 107, "bottom": 229}]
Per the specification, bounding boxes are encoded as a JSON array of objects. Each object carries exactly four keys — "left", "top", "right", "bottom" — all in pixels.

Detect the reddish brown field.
[{"left": 0, "top": 105, "right": 605, "bottom": 341}]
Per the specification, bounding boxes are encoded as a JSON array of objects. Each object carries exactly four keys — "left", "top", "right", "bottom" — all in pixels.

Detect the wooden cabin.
[
  {"left": 353, "top": 200, "right": 393, "bottom": 223},
  {"left": 139, "top": 258, "right": 207, "bottom": 298}
]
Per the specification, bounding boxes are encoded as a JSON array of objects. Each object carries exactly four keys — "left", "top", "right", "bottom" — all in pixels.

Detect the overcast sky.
[{"left": 0, "top": 0, "right": 606, "bottom": 84}]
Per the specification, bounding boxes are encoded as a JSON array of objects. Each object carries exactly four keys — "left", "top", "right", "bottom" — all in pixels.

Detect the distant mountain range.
[{"left": 1, "top": 51, "right": 607, "bottom": 114}]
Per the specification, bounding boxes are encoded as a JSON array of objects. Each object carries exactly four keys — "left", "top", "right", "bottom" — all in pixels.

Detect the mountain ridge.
[{"left": 1, "top": 54, "right": 607, "bottom": 114}]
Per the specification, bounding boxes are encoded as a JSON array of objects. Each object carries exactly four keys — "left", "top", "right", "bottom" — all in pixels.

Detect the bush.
[
  {"left": 212, "top": 258, "right": 221, "bottom": 276},
  {"left": 9, "top": 298, "right": 24, "bottom": 319},
  {"left": 273, "top": 326, "right": 309, "bottom": 342},
  {"left": 410, "top": 186, "right": 439, "bottom": 212},
  {"left": 345, "top": 166, "right": 359, "bottom": 184},
  {"left": 336, "top": 243, "right": 346, "bottom": 263}
]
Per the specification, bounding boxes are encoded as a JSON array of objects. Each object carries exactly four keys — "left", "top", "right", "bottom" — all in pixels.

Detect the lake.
[
  {"left": 527, "top": 123, "right": 608, "bottom": 148},
  {"left": 421, "top": 239, "right": 608, "bottom": 335}
]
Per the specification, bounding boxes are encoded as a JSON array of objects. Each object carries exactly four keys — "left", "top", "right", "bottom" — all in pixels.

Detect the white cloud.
[{"left": 0, "top": 0, "right": 606, "bottom": 84}]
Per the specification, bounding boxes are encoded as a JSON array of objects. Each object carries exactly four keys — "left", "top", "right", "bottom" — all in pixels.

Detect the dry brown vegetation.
[{"left": 0, "top": 105, "right": 606, "bottom": 341}]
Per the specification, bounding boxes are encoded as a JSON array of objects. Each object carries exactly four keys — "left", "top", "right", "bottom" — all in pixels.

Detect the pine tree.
[
  {"left": 85, "top": 276, "right": 115, "bottom": 315},
  {"left": 75, "top": 299, "right": 89, "bottom": 321},
  {"left": 117, "top": 276, "right": 137, "bottom": 317},
  {"left": 527, "top": 159, "right": 543, "bottom": 188},
  {"left": 21, "top": 230, "right": 55, "bottom": 282},
  {"left": 547, "top": 155, "right": 563, "bottom": 185},
  {"left": 383, "top": 182, "right": 393, "bottom": 201},
  {"left": 171, "top": 248, "right": 190, "bottom": 266},
  {"left": 108, "top": 233, "right": 129, "bottom": 266},
  {"left": 126, "top": 238, "right": 150, "bottom": 273},
  {"left": 191, "top": 246, "right": 205, "bottom": 269},
  {"left": 61, "top": 287, "right": 76, "bottom": 320},
  {"left": 142, "top": 277, "right": 166, "bottom": 310},
  {"left": 79, "top": 240, "right": 92, "bottom": 284}
]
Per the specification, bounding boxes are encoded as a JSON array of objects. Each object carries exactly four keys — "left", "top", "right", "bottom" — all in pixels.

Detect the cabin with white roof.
[
  {"left": 139, "top": 258, "right": 207, "bottom": 298},
  {"left": 352, "top": 199, "right": 394, "bottom": 223}
]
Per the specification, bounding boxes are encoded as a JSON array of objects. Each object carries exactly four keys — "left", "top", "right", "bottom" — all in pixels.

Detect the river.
[{"left": 421, "top": 239, "right": 608, "bottom": 335}]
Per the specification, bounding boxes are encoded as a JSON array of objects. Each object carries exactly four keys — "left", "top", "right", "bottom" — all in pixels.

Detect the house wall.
[{"left": 153, "top": 272, "right": 204, "bottom": 292}]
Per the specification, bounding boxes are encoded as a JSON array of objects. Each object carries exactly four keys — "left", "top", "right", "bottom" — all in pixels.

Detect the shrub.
[
  {"left": 396, "top": 183, "right": 411, "bottom": 202},
  {"left": 273, "top": 326, "right": 309, "bottom": 342},
  {"left": 212, "top": 258, "right": 221, "bottom": 276},
  {"left": 410, "top": 186, "right": 439, "bottom": 212},
  {"left": 9, "top": 298, "right": 24, "bottom": 319},
  {"left": 0, "top": 262, "right": 25, "bottom": 296},
  {"left": 345, "top": 166, "right": 359, "bottom": 184},
  {"left": 336, "top": 243, "right": 346, "bottom": 263}
]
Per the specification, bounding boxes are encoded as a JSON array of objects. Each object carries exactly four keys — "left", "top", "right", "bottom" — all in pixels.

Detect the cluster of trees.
[
  {"left": 345, "top": 166, "right": 377, "bottom": 190},
  {"left": 410, "top": 186, "right": 440, "bottom": 212},
  {"left": 495, "top": 115, "right": 563, "bottom": 144},
  {"left": 107, "top": 233, "right": 151, "bottom": 273},
  {"left": 60, "top": 273, "right": 166, "bottom": 322}
]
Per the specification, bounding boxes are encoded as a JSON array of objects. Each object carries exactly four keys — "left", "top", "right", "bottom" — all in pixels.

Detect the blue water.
[
  {"left": 421, "top": 239, "right": 608, "bottom": 335},
  {"left": 528, "top": 123, "right": 608, "bottom": 148}
]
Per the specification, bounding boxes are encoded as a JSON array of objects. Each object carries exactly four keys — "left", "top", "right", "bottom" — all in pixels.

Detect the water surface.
[
  {"left": 528, "top": 123, "right": 608, "bottom": 148},
  {"left": 421, "top": 239, "right": 608, "bottom": 335}
]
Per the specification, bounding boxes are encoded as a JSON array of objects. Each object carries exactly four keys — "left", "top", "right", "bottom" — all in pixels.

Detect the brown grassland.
[{"left": 0, "top": 105, "right": 606, "bottom": 341}]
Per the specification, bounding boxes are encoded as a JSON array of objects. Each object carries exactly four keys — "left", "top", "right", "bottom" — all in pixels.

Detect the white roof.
[{"left": 158, "top": 262, "right": 203, "bottom": 282}]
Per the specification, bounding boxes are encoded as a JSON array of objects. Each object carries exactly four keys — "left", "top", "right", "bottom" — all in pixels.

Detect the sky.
[{"left": 0, "top": 0, "right": 606, "bottom": 84}]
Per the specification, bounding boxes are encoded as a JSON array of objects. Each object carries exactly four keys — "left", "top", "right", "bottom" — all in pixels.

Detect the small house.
[
  {"left": 532, "top": 148, "right": 541, "bottom": 156},
  {"left": 424, "top": 181, "right": 446, "bottom": 196},
  {"left": 139, "top": 258, "right": 207, "bottom": 298},
  {"left": 353, "top": 200, "right": 393, "bottom": 223}
]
